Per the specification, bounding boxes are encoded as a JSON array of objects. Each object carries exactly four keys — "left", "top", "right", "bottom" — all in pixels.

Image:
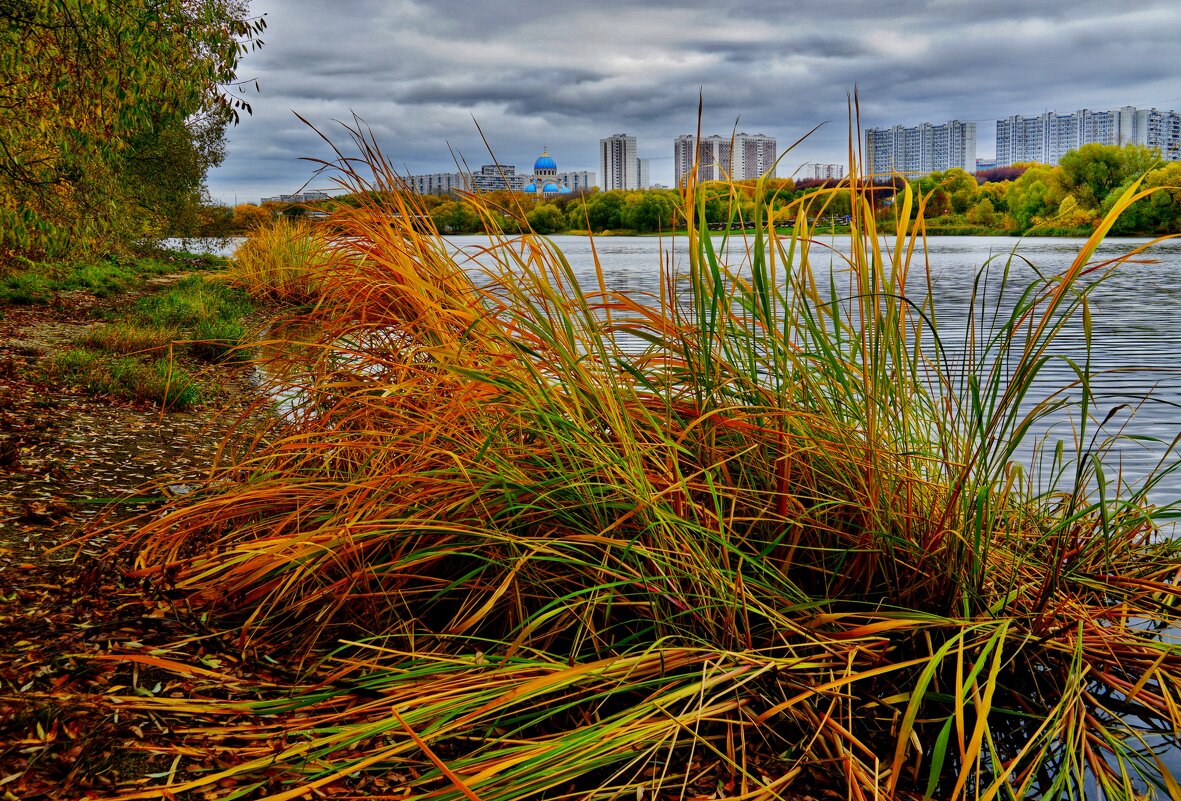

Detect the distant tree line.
[
  {"left": 905, "top": 144, "right": 1181, "bottom": 235},
  {"left": 210, "top": 143, "right": 1181, "bottom": 239}
]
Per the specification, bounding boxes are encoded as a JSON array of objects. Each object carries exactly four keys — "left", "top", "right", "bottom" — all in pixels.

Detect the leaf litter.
[{"left": 0, "top": 280, "right": 303, "bottom": 799}]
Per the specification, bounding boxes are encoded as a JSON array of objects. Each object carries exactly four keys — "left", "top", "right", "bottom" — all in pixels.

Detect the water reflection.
[{"left": 159, "top": 236, "right": 245, "bottom": 258}]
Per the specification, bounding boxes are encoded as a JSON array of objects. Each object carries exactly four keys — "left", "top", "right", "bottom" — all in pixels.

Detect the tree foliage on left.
[{"left": 0, "top": 0, "right": 264, "bottom": 263}]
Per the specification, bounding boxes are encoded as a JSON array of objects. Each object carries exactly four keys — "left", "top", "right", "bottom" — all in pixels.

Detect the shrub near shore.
[
  {"left": 100, "top": 126, "right": 1181, "bottom": 800},
  {"left": 226, "top": 216, "right": 333, "bottom": 302}
]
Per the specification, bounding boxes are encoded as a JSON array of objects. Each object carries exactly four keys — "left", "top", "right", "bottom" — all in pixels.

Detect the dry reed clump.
[
  {"left": 226, "top": 215, "right": 335, "bottom": 302},
  {"left": 98, "top": 122, "right": 1181, "bottom": 800}
]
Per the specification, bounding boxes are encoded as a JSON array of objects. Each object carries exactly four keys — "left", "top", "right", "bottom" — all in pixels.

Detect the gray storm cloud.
[{"left": 208, "top": 0, "right": 1181, "bottom": 202}]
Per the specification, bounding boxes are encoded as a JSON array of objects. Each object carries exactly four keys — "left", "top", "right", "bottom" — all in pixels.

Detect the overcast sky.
[{"left": 207, "top": 0, "right": 1181, "bottom": 205}]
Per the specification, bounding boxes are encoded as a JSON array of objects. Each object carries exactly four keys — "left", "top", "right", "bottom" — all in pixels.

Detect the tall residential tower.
[
  {"left": 865, "top": 120, "right": 977, "bottom": 176},
  {"left": 673, "top": 133, "right": 777, "bottom": 186},
  {"left": 600, "top": 133, "right": 639, "bottom": 191}
]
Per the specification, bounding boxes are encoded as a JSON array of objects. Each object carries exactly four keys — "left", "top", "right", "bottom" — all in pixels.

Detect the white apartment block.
[
  {"left": 638, "top": 159, "right": 650, "bottom": 189},
  {"left": 407, "top": 172, "right": 464, "bottom": 196},
  {"left": 865, "top": 120, "right": 977, "bottom": 176},
  {"left": 673, "top": 132, "right": 777, "bottom": 186},
  {"left": 470, "top": 164, "right": 527, "bottom": 193},
  {"left": 996, "top": 106, "right": 1181, "bottom": 166},
  {"left": 1136, "top": 108, "right": 1181, "bottom": 159},
  {"left": 600, "top": 134, "right": 639, "bottom": 190},
  {"left": 806, "top": 163, "right": 844, "bottom": 180},
  {"left": 557, "top": 170, "right": 596, "bottom": 192},
  {"left": 408, "top": 164, "right": 526, "bottom": 195}
]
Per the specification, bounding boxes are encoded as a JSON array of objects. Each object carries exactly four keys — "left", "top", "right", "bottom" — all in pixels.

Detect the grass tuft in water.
[{"left": 226, "top": 216, "right": 335, "bottom": 303}]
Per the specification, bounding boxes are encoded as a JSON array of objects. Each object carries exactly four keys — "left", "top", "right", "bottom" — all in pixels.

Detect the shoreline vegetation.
[
  {"left": 204, "top": 142, "right": 1181, "bottom": 242},
  {"left": 2, "top": 123, "right": 1176, "bottom": 799},
  {"left": 4, "top": 7, "right": 1181, "bottom": 797},
  {"left": 0, "top": 248, "right": 279, "bottom": 798}
]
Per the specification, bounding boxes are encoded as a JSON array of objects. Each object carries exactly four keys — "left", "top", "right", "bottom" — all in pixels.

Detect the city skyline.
[
  {"left": 207, "top": 0, "right": 1181, "bottom": 204},
  {"left": 275, "top": 101, "right": 1179, "bottom": 202}
]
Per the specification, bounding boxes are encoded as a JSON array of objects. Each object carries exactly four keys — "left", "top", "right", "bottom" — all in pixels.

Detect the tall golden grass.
[
  {"left": 100, "top": 121, "right": 1181, "bottom": 800},
  {"left": 226, "top": 214, "right": 334, "bottom": 302}
]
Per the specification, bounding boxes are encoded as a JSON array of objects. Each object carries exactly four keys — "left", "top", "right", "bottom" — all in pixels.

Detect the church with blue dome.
[
  {"left": 407, "top": 148, "right": 595, "bottom": 197},
  {"left": 523, "top": 147, "right": 575, "bottom": 197}
]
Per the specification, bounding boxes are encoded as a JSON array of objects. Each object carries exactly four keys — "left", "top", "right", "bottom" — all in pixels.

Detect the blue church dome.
[
  {"left": 523, "top": 183, "right": 537, "bottom": 193},
  {"left": 542, "top": 182, "right": 559, "bottom": 193},
  {"left": 559, "top": 185, "right": 572, "bottom": 194},
  {"left": 534, "top": 149, "right": 557, "bottom": 171}
]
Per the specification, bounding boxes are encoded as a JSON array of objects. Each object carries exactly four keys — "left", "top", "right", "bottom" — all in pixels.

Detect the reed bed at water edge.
[
  {"left": 226, "top": 214, "right": 333, "bottom": 303},
  {"left": 104, "top": 123, "right": 1181, "bottom": 800}
]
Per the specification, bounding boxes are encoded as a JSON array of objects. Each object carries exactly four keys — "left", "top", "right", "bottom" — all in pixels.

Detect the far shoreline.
[{"left": 536, "top": 226, "right": 1117, "bottom": 239}]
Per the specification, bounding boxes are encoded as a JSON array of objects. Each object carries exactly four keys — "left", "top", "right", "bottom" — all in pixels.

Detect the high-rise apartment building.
[
  {"left": 1134, "top": 107, "right": 1181, "bottom": 159},
  {"left": 673, "top": 133, "right": 777, "bottom": 186},
  {"left": 865, "top": 120, "right": 977, "bottom": 176},
  {"left": 996, "top": 111, "right": 1093, "bottom": 166},
  {"left": 996, "top": 106, "right": 1181, "bottom": 166},
  {"left": 600, "top": 134, "right": 639, "bottom": 191}
]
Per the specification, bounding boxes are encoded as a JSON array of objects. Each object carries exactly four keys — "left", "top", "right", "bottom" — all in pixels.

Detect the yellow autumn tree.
[{"left": 0, "top": 1, "right": 265, "bottom": 263}]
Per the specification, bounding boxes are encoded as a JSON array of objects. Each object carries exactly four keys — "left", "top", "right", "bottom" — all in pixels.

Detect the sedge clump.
[{"left": 98, "top": 121, "right": 1181, "bottom": 801}]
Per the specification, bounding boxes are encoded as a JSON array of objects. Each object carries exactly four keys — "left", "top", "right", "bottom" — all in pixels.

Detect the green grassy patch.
[
  {"left": 135, "top": 276, "right": 255, "bottom": 363},
  {"left": 46, "top": 348, "right": 201, "bottom": 408},
  {"left": 52, "top": 275, "right": 257, "bottom": 405},
  {"left": 13, "top": 255, "right": 260, "bottom": 406},
  {"left": 72, "top": 275, "right": 256, "bottom": 364},
  {"left": 0, "top": 252, "right": 226, "bottom": 304},
  {"left": 133, "top": 275, "right": 253, "bottom": 330},
  {"left": 189, "top": 317, "right": 250, "bottom": 362},
  {"left": 77, "top": 322, "right": 180, "bottom": 354},
  {"left": 0, "top": 271, "right": 54, "bottom": 304}
]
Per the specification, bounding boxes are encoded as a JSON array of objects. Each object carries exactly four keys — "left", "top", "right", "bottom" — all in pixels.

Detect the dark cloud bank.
[{"left": 208, "top": 0, "right": 1181, "bottom": 203}]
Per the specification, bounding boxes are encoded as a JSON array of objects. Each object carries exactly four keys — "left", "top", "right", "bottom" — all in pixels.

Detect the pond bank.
[{"left": 0, "top": 271, "right": 273, "bottom": 796}]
